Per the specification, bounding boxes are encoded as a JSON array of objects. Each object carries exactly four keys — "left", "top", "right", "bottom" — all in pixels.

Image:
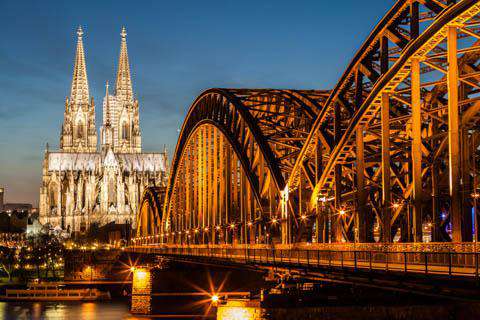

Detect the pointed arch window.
[
  {"left": 121, "top": 121, "right": 130, "bottom": 140},
  {"left": 75, "top": 120, "right": 85, "bottom": 140}
]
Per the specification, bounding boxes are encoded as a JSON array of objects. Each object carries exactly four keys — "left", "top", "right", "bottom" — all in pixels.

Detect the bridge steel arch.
[
  {"left": 162, "top": 88, "right": 329, "bottom": 245},
  {"left": 288, "top": 0, "right": 480, "bottom": 244},
  {"left": 135, "top": 186, "right": 166, "bottom": 238},
  {"left": 136, "top": 0, "right": 480, "bottom": 247}
]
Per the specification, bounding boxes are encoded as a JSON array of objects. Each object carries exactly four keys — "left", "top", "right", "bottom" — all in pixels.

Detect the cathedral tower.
[
  {"left": 40, "top": 26, "right": 167, "bottom": 235},
  {"left": 60, "top": 27, "right": 97, "bottom": 153},
  {"left": 101, "top": 27, "right": 142, "bottom": 153}
]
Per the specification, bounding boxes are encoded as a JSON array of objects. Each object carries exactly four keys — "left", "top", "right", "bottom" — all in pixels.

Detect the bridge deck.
[{"left": 129, "top": 245, "right": 480, "bottom": 278}]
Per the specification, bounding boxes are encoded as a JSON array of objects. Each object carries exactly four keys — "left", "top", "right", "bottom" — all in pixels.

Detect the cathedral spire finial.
[
  {"left": 70, "top": 25, "right": 89, "bottom": 106},
  {"left": 115, "top": 26, "right": 133, "bottom": 102},
  {"left": 105, "top": 81, "right": 111, "bottom": 125}
]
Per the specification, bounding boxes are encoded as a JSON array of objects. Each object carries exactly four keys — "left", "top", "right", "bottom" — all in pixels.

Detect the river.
[
  {"left": 0, "top": 301, "right": 138, "bottom": 320},
  {"left": 0, "top": 300, "right": 479, "bottom": 320}
]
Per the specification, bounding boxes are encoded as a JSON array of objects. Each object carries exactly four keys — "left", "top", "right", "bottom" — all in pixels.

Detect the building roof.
[{"left": 47, "top": 151, "right": 166, "bottom": 172}]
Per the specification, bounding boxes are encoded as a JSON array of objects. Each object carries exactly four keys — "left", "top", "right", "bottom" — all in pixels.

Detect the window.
[
  {"left": 76, "top": 121, "right": 85, "bottom": 139},
  {"left": 122, "top": 122, "right": 130, "bottom": 140}
]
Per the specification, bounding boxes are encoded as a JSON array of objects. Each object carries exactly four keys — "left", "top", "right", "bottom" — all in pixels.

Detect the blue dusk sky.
[{"left": 0, "top": 0, "right": 394, "bottom": 205}]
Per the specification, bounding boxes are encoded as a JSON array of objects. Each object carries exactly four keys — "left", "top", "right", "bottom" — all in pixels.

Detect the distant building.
[
  {"left": 3, "top": 203, "right": 32, "bottom": 214},
  {"left": 26, "top": 214, "right": 42, "bottom": 236},
  {"left": 39, "top": 27, "right": 168, "bottom": 235},
  {"left": 0, "top": 187, "right": 35, "bottom": 214},
  {"left": 0, "top": 187, "right": 4, "bottom": 211},
  {"left": 0, "top": 187, "right": 40, "bottom": 242}
]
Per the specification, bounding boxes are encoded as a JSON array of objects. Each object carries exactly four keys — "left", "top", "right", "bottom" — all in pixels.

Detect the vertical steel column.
[
  {"left": 447, "top": 26, "right": 462, "bottom": 242},
  {"left": 219, "top": 134, "right": 225, "bottom": 244},
  {"left": 203, "top": 127, "right": 208, "bottom": 243},
  {"left": 281, "top": 186, "right": 290, "bottom": 245},
  {"left": 381, "top": 93, "right": 392, "bottom": 243},
  {"left": 411, "top": 58, "right": 423, "bottom": 242},
  {"left": 212, "top": 129, "right": 218, "bottom": 244},
  {"left": 225, "top": 143, "right": 231, "bottom": 243},
  {"left": 186, "top": 147, "right": 191, "bottom": 234},
  {"left": 315, "top": 136, "right": 324, "bottom": 243},
  {"left": 334, "top": 104, "right": 343, "bottom": 243},
  {"left": 410, "top": 2, "right": 419, "bottom": 40},
  {"left": 410, "top": 1, "right": 420, "bottom": 242},
  {"left": 380, "top": 36, "right": 389, "bottom": 75},
  {"left": 196, "top": 130, "right": 202, "bottom": 243},
  {"left": 356, "top": 126, "right": 366, "bottom": 242}
]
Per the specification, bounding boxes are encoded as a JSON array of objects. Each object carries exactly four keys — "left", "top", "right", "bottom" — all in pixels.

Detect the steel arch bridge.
[{"left": 135, "top": 0, "right": 480, "bottom": 248}]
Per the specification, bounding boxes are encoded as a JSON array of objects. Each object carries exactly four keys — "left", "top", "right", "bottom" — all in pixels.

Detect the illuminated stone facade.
[
  {"left": 39, "top": 27, "right": 167, "bottom": 233},
  {"left": 131, "top": 267, "right": 152, "bottom": 314}
]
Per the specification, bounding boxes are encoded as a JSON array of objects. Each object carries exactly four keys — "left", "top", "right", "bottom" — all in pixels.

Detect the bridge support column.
[
  {"left": 411, "top": 58, "right": 423, "bottom": 242},
  {"left": 447, "top": 26, "right": 462, "bottom": 242},
  {"left": 334, "top": 105, "right": 343, "bottom": 243},
  {"left": 315, "top": 136, "right": 325, "bottom": 243},
  {"left": 381, "top": 93, "right": 391, "bottom": 243},
  {"left": 356, "top": 126, "right": 366, "bottom": 242},
  {"left": 131, "top": 266, "right": 152, "bottom": 314},
  {"left": 281, "top": 187, "right": 290, "bottom": 244}
]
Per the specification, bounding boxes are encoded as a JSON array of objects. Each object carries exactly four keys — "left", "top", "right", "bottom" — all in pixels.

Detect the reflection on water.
[
  {"left": 216, "top": 299, "right": 480, "bottom": 320},
  {"left": 0, "top": 299, "right": 479, "bottom": 320},
  {"left": 0, "top": 301, "right": 141, "bottom": 320},
  {"left": 217, "top": 300, "right": 264, "bottom": 320}
]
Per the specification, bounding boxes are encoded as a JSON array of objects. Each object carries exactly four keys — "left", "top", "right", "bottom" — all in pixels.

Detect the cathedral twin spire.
[
  {"left": 70, "top": 26, "right": 89, "bottom": 106},
  {"left": 116, "top": 27, "right": 133, "bottom": 103},
  {"left": 61, "top": 26, "right": 141, "bottom": 154},
  {"left": 60, "top": 26, "right": 96, "bottom": 152}
]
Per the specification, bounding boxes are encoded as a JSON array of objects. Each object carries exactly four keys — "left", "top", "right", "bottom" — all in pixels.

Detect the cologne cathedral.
[{"left": 39, "top": 27, "right": 167, "bottom": 234}]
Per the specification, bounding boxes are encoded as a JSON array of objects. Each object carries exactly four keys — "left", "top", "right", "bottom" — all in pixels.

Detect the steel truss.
[{"left": 142, "top": 0, "right": 480, "bottom": 245}]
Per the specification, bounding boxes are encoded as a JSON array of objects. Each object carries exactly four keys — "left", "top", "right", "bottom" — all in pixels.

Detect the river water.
[
  {"left": 0, "top": 301, "right": 139, "bottom": 320},
  {"left": 0, "top": 300, "right": 479, "bottom": 320}
]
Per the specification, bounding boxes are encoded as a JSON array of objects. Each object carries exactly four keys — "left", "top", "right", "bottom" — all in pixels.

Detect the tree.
[
  {"left": 0, "top": 246, "right": 15, "bottom": 282},
  {"left": 22, "top": 231, "right": 64, "bottom": 280}
]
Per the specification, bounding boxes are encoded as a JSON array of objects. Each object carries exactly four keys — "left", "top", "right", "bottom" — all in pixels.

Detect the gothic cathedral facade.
[{"left": 39, "top": 27, "right": 167, "bottom": 234}]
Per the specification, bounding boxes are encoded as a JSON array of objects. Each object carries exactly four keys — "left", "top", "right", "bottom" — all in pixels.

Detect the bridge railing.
[{"left": 129, "top": 245, "right": 480, "bottom": 278}]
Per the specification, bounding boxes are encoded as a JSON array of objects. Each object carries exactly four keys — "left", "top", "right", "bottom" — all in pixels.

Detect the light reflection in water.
[
  {"left": 0, "top": 302, "right": 139, "bottom": 320},
  {"left": 43, "top": 303, "right": 67, "bottom": 319},
  {"left": 80, "top": 302, "right": 96, "bottom": 319},
  {"left": 217, "top": 300, "right": 265, "bottom": 320}
]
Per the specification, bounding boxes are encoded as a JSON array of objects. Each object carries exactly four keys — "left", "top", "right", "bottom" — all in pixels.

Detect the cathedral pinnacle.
[
  {"left": 105, "top": 81, "right": 111, "bottom": 125},
  {"left": 115, "top": 26, "right": 133, "bottom": 102},
  {"left": 70, "top": 26, "right": 89, "bottom": 106}
]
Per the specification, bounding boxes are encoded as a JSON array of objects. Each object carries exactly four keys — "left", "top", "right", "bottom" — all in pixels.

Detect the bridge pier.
[{"left": 131, "top": 266, "right": 152, "bottom": 314}]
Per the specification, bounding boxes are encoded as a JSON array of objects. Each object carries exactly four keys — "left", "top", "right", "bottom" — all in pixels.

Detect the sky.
[{"left": 0, "top": 0, "right": 394, "bottom": 205}]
